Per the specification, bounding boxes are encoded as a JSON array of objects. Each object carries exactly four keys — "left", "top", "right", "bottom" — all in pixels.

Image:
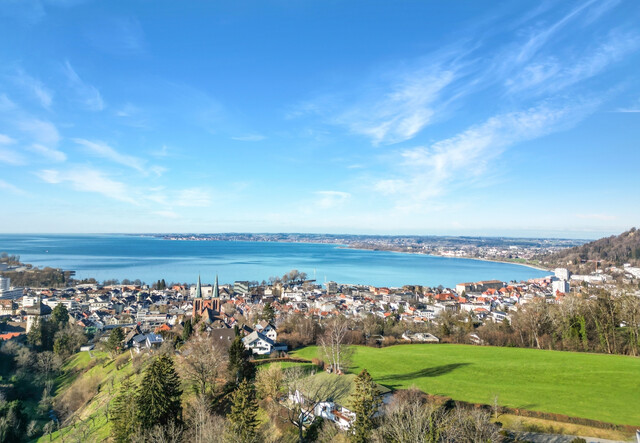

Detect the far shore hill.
[{"left": 151, "top": 232, "right": 587, "bottom": 271}]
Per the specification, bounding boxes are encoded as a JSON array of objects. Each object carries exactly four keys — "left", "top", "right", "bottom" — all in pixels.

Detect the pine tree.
[
  {"left": 182, "top": 318, "right": 193, "bottom": 342},
  {"left": 261, "top": 303, "right": 275, "bottom": 323},
  {"left": 51, "top": 304, "right": 69, "bottom": 326},
  {"left": 350, "top": 369, "right": 382, "bottom": 443},
  {"left": 228, "top": 335, "right": 255, "bottom": 384},
  {"left": 110, "top": 377, "right": 138, "bottom": 443},
  {"left": 136, "top": 354, "right": 183, "bottom": 431},
  {"left": 107, "top": 327, "right": 125, "bottom": 355},
  {"left": 226, "top": 379, "right": 259, "bottom": 442}
]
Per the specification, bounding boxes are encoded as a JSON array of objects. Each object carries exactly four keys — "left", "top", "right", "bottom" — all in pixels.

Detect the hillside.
[
  {"left": 291, "top": 344, "right": 640, "bottom": 427},
  {"left": 541, "top": 227, "right": 640, "bottom": 270}
]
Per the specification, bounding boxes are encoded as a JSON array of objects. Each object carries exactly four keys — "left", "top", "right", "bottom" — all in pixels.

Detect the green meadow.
[{"left": 291, "top": 344, "right": 640, "bottom": 426}]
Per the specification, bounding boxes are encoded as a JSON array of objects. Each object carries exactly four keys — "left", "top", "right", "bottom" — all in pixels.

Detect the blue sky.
[{"left": 0, "top": 0, "right": 639, "bottom": 238}]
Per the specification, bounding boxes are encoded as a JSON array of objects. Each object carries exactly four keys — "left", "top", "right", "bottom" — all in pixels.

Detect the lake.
[{"left": 0, "top": 234, "right": 550, "bottom": 287}]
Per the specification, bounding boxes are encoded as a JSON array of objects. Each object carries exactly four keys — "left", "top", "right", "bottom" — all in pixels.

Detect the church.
[{"left": 192, "top": 275, "right": 221, "bottom": 319}]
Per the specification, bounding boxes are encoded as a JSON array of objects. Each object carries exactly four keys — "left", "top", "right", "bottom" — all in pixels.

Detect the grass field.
[{"left": 290, "top": 344, "right": 640, "bottom": 426}]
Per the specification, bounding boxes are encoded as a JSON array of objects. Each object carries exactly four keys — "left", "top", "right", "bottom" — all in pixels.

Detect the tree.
[
  {"left": 178, "top": 334, "right": 227, "bottom": 396},
  {"left": 227, "top": 334, "right": 255, "bottom": 384},
  {"left": 319, "top": 316, "right": 352, "bottom": 374},
  {"left": 255, "top": 364, "right": 283, "bottom": 401},
  {"left": 110, "top": 377, "right": 138, "bottom": 443},
  {"left": 261, "top": 302, "right": 276, "bottom": 323},
  {"left": 51, "top": 304, "right": 69, "bottom": 327},
  {"left": 183, "top": 394, "right": 227, "bottom": 443},
  {"left": 283, "top": 366, "right": 350, "bottom": 443},
  {"left": 182, "top": 319, "right": 193, "bottom": 342},
  {"left": 350, "top": 369, "right": 382, "bottom": 443},
  {"left": 107, "top": 327, "right": 125, "bottom": 355},
  {"left": 136, "top": 354, "right": 183, "bottom": 431},
  {"left": 226, "top": 380, "right": 259, "bottom": 442},
  {"left": 373, "top": 389, "right": 443, "bottom": 443}
]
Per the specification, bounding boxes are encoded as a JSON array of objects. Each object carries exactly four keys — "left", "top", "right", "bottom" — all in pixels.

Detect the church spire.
[
  {"left": 195, "top": 274, "right": 202, "bottom": 299},
  {"left": 213, "top": 274, "right": 219, "bottom": 298}
]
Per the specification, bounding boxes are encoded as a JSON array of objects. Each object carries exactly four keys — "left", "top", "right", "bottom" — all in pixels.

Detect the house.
[
  {"left": 131, "top": 333, "right": 164, "bottom": 353},
  {"left": 401, "top": 332, "right": 440, "bottom": 343},
  {"left": 242, "top": 330, "right": 287, "bottom": 355}
]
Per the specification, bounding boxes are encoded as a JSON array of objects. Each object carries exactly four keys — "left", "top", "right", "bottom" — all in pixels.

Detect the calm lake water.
[{"left": 0, "top": 234, "right": 550, "bottom": 287}]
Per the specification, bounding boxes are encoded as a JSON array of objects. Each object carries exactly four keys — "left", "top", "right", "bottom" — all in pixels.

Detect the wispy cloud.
[
  {"left": 26, "top": 143, "right": 66, "bottom": 162},
  {"left": 315, "top": 190, "right": 351, "bottom": 209},
  {"left": 17, "top": 118, "right": 60, "bottom": 146},
  {"left": 73, "top": 138, "right": 161, "bottom": 175},
  {"left": 11, "top": 69, "right": 53, "bottom": 109},
  {"left": 0, "top": 133, "right": 25, "bottom": 165},
  {"left": 0, "top": 179, "right": 28, "bottom": 196},
  {"left": 506, "top": 29, "right": 640, "bottom": 95},
  {"left": 175, "top": 188, "right": 212, "bottom": 207},
  {"left": 0, "top": 94, "right": 16, "bottom": 111},
  {"left": 63, "top": 60, "right": 105, "bottom": 111},
  {"left": 339, "top": 69, "right": 456, "bottom": 146},
  {"left": 87, "top": 16, "right": 146, "bottom": 56},
  {"left": 36, "top": 167, "right": 136, "bottom": 204},
  {"left": 231, "top": 134, "right": 267, "bottom": 142},
  {"left": 375, "top": 100, "right": 600, "bottom": 208}
]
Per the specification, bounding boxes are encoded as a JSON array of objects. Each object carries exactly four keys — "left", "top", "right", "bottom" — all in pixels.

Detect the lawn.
[{"left": 291, "top": 344, "right": 640, "bottom": 426}]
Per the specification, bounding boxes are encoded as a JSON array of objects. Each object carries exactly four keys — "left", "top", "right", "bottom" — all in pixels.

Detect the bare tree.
[
  {"left": 178, "top": 334, "right": 227, "bottom": 396},
  {"left": 183, "top": 394, "right": 227, "bottom": 443},
  {"left": 441, "top": 407, "right": 501, "bottom": 443},
  {"left": 255, "top": 364, "right": 283, "bottom": 401},
  {"left": 373, "top": 390, "right": 445, "bottom": 443},
  {"left": 318, "top": 316, "right": 352, "bottom": 374},
  {"left": 37, "top": 351, "right": 62, "bottom": 379},
  {"left": 282, "top": 366, "right": 350, "bottom": 443}
]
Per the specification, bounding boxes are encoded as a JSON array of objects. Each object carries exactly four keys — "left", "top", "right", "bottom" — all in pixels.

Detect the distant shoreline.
[{"left": 338, "top": 245, "right": 551, "bottom": 273}]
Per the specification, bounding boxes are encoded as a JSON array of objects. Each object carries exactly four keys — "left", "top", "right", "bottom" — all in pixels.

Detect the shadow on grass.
[{"left": 377, "top": 363, "right": 471, "bottom": 383}]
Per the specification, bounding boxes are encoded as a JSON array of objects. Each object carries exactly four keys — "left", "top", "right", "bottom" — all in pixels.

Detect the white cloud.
[
  {"left": 336, "top": 68, "right": 456, "bottom": 146},
  {"left": 175, "top": 188, "right": 212, "bottom": 207},
  {"left": 17, "top": 118, "right": 60, "bottom": 146},
  {"left": 506, "top": 30, "right": 640, "bottom": 95},
  {"left": 0, "top": 179, "right": 27, "bottom": 195},
  {"left": 27, "top": 143, "right": 66, "bottom": 162},
  {"left": 315, "top": 190, "right": 351, "bottom": 209},
  {"left": 0, "top": 134, "right": 16, "bottom": 145},
  {"left": 12, "top": 69, "right": 53, "bottom": 109},
  {"left": 0, "top": 94, "right": 16, "bottom": 111},
  {"left": 375, "top": 100, "right": 599, "bottom": 208},
  {"left": 63, "top": 60, "right": 104, "bottom": 111},
  {"left": 36, "top": 167, "right": 136, "bottom": 203},
  {"left": 0, "top": 134, "right": 25, "bottom": 165},
  {"left": 231, "top": 134, "right": 267, "bottom": 142},
  {"left": 73, "top": 138, "right": 149, "bottom": 174}
]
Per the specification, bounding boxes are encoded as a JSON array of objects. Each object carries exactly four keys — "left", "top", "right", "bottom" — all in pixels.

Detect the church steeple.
[
  {"left": 213, "top": 274, "right": 219, "bottom": 299},
  {"left": 195, "top": 274, "right": 202, "bottom": 299}
]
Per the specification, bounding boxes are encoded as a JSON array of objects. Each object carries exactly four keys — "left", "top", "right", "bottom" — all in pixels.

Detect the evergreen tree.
[
  {"left": 261, "top": 302, "right": 275, "bottom": 323},
  {"left": 226, "top": 380, "right": 259, "bottom": 442},
  {"left": 227, "top": 334, "right": 255, "bottom": 384},
  {"left": 182, "top": 318, "right": 193, "bottom": 342},
  {"left": 350, "top": 369, "right": 382, "bottom": 443},
  {"left": 51, "top": 304, "right": 69, "bottom": 327},
  {"left": 110, "top": 377, "right": 138, "bottom": 443},
  {"left": 107, "top": 327, "right": 125, "bottom": 354},
  {"left": 136, "top": 354, "right": 183, "bottom": 431}
]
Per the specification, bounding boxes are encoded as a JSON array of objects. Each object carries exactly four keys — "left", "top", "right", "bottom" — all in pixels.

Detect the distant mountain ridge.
[{"left": 543, "top": 228, "right": 640, "bottom": 269}]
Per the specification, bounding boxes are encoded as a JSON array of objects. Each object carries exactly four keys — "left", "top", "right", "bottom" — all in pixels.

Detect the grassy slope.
[
  {"left": 291, "top": 344, "right": 640, "bottom": 426},
  {"left": 36, "top": 351, "right": 144, "bottom": 442}
]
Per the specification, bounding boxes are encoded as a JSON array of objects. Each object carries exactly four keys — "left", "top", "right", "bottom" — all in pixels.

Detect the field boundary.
[{"left": 420, "top": 392, "right": 639, "bottom": 434}]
